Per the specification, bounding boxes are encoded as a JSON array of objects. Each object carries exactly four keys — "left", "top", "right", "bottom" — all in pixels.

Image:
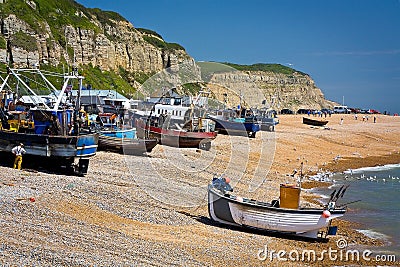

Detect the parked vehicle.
[
  {"left": 368, "top": 109, "right": 381, "bottom": 114},
  {"left": 280, "top": 108, "right": 294, "bottom": 114},
  {"left": 359, "top": 109, "right": 371, "bottom": 114},
  {"left": 348, "top": 108, "right": 360, "bottom": 114},
  {"left": 297, "top": 108, "right": 310, "bottom": 115},
  {"left": 333, "top": 106, "right": 350, "bottom": 114},
  {"left": 320, "top": 108, "right": 333, "bottom": 114}
]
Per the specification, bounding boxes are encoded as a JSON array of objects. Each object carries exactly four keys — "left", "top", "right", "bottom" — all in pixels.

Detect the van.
[{"left": 333, "top": 106, "right": 349, "bottom": 114}]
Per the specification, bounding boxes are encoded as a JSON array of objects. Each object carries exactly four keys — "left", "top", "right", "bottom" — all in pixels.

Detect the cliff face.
[
  {"left": 0, "top": 1, "right": 333, "bottom": 110},
  {"left": 207, "top": 70, "right": 335, "bottom": 110},
  {"left": 0, "top": 12, "right": 191, "bottom": 73}
]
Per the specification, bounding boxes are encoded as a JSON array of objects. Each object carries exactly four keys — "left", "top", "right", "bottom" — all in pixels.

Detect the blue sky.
[{"left": 78, "top": 0, "right": 400, "bottom": 114}]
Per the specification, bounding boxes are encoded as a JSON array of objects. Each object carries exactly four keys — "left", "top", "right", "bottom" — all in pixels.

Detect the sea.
[{"left": 312, "top": 164, "right": 400, "bottom": 258}]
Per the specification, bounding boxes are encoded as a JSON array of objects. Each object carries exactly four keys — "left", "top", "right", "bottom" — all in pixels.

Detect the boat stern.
[{"left": 76, "top": 133, "right": 99, "bottom": 157}]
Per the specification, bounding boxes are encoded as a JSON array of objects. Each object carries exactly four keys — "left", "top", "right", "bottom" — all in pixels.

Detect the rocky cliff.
[
  {"left": 0, "top": 13, "right": 191, "bottom": 74},
  {"left": 206, "top": 69, "right": 336, "bottom": 110},
  {"left": 0, "top": 0, "right": 334, "bottom": 110}
]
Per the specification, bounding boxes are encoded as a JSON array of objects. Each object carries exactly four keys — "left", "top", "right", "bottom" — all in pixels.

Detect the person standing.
[{"left": 12, "top": 143, "right": 26, "bottom": 170}]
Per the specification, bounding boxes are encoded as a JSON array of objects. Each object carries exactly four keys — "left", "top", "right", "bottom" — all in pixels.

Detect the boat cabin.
[
  {"left": 214, "top": 108, "right": 256, "bottom": 122},
  {"left": 96, "top": 113, "right": 123, "bottom": 129},
  {"left": 30, "top": 109, "right": 74, "bottom": 135}
]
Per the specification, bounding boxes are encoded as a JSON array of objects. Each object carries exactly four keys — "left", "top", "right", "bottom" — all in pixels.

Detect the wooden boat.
[
  {"left": 303, "top": 117, "right": 328, "bottom": 126},
  {"left": 0, "top": 68, "right": 99, "bottom": 175},
  {"left": 136, "top": 116, "right": 217, "bottom": 150},
  {"left": 208, "top": 109, "right": 260, "bottom": 138},
  {"left": 208, "top": 176, "right": 347, "bottom": 239},
  {"left": 98, "top": 128, "right": 158, "bottom": 154}
]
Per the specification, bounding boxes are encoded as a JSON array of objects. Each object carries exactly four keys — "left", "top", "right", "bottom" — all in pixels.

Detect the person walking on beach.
[
  {"left": 374, "top": 116, "right": 377, "bottom": 123},
  {"left": 340, "top": 117, "right": 344, "bottom": 125},
  {"left": 12, "top": 143, "right": 26, "bottom": 170}
]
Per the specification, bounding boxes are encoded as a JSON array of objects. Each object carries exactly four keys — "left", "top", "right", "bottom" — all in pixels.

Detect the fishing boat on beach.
[
  {"left": 208, "top": 108, "right": 260, "bottom": 138},
  {"left": 91, "top": 113, "right": 158, "bottom": 154},
  {"left": 135, "top": 115, "right": 216, "bottom": 150},
  {"left": 134, "top": 89, "right": 217, "bottom": 150},
  {"left": 254, "top": 108, "right": 279, "bottom": 132},
  {"left": 129, "top": 89, "right": 210, "bottom": 127},
  {"left": 98, "top": 131, "right": 158, "bottom": 154},
  {"left": 0, "top": 67, "right": 98, "bottom": 174},
  {"left": 303, "top": 117, "right": 328, "bottom": 127},
  {"left": 208, "top": 175, "right": 348, "bottom": 239}
]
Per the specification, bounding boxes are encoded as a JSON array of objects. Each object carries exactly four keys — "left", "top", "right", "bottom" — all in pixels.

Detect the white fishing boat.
[{"left": 208, "top": 176, "right": 348, "bottom": 239}]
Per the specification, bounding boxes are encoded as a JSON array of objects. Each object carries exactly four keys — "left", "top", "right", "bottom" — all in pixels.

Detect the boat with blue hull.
[
  {"left": 93, "top": 113, "right": 158, "bottom": 154},
  {"left": 254, "top": 108, "right": 279, "bottom": 132},
  {"left": 98, "top": 127, "right": 157, "bottom": 154},
  {"left": 208, "top": 109, "right": 260, "bottom": 138},
  {"left": 0, "top": 130, "right": 98, "bottom": 158},
  {"left": 0, "top": 67, "right": 99, "bottom": 175},
  {"left": 100, "top": 127, "right": 136, "bottom": 139}
]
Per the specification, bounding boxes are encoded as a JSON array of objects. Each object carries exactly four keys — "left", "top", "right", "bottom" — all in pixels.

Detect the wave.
[
  {"left": 356, "top": 229, "right": 391, "bottom": 242},
  {"left": 344, "top": 163, "right": 400, "bottom": 174}
]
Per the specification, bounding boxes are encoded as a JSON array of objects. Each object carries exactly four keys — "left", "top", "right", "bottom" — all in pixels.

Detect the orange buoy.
[{"left": 322, "top": 210, "right": 331, "bottom": 218}]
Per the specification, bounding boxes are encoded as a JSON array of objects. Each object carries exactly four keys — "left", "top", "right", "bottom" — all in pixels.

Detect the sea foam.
[
  {"left": 356, "top": 229, "right": 391, "bottom": 243},
  {"left": 345, "top": 163, "right": 400, "bottom": 174}
]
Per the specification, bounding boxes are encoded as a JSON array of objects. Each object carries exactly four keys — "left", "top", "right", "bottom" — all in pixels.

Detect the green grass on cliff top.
[{"left": 222, "top": 62, "right": 308, "bottom": 76}]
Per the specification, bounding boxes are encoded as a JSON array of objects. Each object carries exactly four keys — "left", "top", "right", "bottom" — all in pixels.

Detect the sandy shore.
[{"left": 0, "top": 113, "right": 399, "bottom": 266}]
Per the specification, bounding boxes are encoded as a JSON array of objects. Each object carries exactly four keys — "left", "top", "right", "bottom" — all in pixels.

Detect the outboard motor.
[{"left": 212, "top": 176, "right": 233, "bottom": 193}]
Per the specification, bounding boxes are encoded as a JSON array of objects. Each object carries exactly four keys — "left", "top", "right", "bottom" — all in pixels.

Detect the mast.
[
  {"left": 73, "top": 66, "right": 82, "bottom": 135},
  {"left": 8, "top": 68, "right": 51, "bottom": 110},
  {"left": 299, "top": 162, "right": 304, "bottom": 189}
]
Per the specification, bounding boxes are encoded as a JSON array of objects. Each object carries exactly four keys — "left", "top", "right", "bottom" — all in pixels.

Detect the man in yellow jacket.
[{"left": 11, "top": 143, "right": 26, "bottom": 170}]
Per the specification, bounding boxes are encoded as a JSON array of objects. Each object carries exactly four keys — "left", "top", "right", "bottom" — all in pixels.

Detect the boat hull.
[
  {"left": 208, "top": 185, "right": 345, "bottom": 238},
  {"left": 100, "top": 128, "right": 136, "bottom": 139},
  {"left": 0, "top": 130, "right": 98, "bottom": 158},
  {"left": 136, "top": 119, "right": 217, "bottom": 149},
  {"left": 302, "top": 117, "right": 328, "bottom": 126},
  {"left": 258, "top": 117, "right": 279, "bottom": 132},
  {"left": 98, "top": 134, "right": 157, "bottom": 154},
  {"left": 210, "top": 117, "right": 260, "bottom": 138}
]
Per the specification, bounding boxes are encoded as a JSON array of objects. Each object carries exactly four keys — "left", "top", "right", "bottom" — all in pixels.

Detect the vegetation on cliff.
[
  {"left": 222, "top": 62, "right": 308, "bottom": 76},
  {"left": 0, "top": 36, "right": 7, "bottom": 49},
  {"left": 9, "top": 31, "right": 37, "bottom": 52},
  {"left": 137, "top": 28, "right": 185, "bottom": 51}
]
